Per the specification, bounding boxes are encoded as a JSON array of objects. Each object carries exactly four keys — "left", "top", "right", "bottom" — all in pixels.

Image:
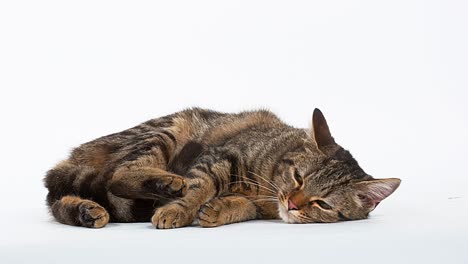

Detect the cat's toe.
[
  {"left": 152, "top": 203, "right": 191, "bottom": 229},
  {"left": 145, "top": 175, "right": 187, "bottom": 198},
  {"left": 198, "top": 201, "right": 224, "bottom": 227},
  {"left": 78, "top": 202, "right": 109, "bottom": 228}
]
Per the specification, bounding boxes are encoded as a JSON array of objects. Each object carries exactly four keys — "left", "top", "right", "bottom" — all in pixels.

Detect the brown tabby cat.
[{"left": 44, "top": 108, "right": 400, "bottom": 228}]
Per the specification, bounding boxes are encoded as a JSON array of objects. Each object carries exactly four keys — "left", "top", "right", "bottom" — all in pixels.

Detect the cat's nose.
[{"left": 288, "top": 199, "right": 299, "bottom": 210}]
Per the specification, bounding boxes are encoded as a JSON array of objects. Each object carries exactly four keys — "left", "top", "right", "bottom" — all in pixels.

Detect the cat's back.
[
  {"left": 67, "top": 108, "right": 284, "bottom": 169},
  {"left": 197, "top": 108, "right": 285, "bottom": 145}
]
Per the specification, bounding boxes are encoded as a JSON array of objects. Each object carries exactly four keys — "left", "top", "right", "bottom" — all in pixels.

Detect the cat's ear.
[
  {"left": 353, "top": 178, "right": 401, "bottom": 210},
  {"left": 312, "top": 108, "right": 335, "bottom": 151}
]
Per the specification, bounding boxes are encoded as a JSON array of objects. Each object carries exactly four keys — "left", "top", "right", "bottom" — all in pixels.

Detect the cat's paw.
[
  {"left": 78, "top": 201, "right": 109, "bottom": 228},
  {"left": 198, "top": 199, "right": 227, "bottom": 228},
  {"left": 144, "top": 175, "right": 187, "bottom": 198},
  {"left": 151, "top": 203, "right": 192, "bottom": 229}
]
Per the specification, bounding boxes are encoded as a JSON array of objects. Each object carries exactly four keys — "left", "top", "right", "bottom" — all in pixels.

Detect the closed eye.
[
  {"left": 313, "top": 200, "right": 333, "bottom": 210},
  {"left": 293, "top": 169, "right": 303, "bottom": 186}
]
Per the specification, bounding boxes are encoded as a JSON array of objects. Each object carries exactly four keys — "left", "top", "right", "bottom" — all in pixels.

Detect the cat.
[{"left": 44, "top": 107, "right": 400, "bottom": 228}]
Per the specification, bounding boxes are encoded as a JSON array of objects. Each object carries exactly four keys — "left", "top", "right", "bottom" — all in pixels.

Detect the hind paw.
[{"left": 78, "top": 201, "right": 109, "bottom": 228}]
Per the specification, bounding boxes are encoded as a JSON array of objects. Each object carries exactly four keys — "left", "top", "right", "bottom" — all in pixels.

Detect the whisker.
[
  {"left": 250, "top": 199, "right": 278, "bottom": 203},
  {"left": 247, "top": 171, "right": 280, "bottom": 192},
  {"left": 247, "top": 171, "right": 279, "bottom": 190},
  {"left": 228, "top": 181, "right": 276, "bottom": 195},
  {"left": 255, "top": 158, "right": 288, "bottom": 180},
  {"left": 277, "top": 190, "right": 286, "bottom": 202},
  {"left": 297, "top": 214, "right": 314, "bottom": 223},
  {"left": 243, "top": 195, "right": 278, "bottom": 199},
  {"left": 220, "top": 193, "right": 279, "bottom": 202},
  {"left": 228, "top": 177, "right": 277, "bottom": 195}
]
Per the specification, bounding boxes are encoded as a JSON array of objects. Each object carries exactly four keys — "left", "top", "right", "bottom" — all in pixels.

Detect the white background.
[{"left": 0, "top": 1, "right": 467, "bottom": 263}]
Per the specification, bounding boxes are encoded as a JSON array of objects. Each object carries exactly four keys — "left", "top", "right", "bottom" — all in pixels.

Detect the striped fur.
[{"left": 44, "top": 108, "right": 400, "bottom": 228}]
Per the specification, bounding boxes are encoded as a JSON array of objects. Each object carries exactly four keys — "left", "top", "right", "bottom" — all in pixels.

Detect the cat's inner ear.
[
  {"left": 354, "top": 178, "right": 401, "bottom": 210},
  {"left": 312, "top": 108, "right": 335, "bottom": 151}
]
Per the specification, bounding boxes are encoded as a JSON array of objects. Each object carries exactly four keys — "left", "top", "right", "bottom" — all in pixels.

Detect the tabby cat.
[{"left": 44, "top": 108, "right": 400, "bottom": 228}]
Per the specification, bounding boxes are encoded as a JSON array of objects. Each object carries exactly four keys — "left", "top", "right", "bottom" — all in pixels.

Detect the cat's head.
[{"left": 276, "top": 109, "right": 400, "bottom": 223}]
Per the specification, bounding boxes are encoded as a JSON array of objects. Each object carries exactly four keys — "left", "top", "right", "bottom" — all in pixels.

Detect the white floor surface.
[{"left": 1, "top": 197, "right": 466, "bottom": 264}]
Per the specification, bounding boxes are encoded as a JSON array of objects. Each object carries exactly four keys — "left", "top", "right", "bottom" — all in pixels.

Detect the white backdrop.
[{"left": 0, "top": 1, "right": 467, "bottom": 263}]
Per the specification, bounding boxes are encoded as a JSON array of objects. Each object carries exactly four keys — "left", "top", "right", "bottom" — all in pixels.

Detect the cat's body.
[{"left": 44, "top": 108, "right": 400, "bottom": 228}]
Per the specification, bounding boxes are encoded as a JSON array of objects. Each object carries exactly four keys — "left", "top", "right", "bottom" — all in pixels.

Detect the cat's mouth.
[{"left": 278, "top": 204, "right": 296, "bottom": 223}]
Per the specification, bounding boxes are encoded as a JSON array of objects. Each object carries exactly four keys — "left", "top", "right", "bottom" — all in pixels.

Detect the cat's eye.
[
  {"left": 313, "top": 200, "right": 333, "bottom": 210},
  {"left": 293, "top": 169, "right": 303, "bottom": 185}
]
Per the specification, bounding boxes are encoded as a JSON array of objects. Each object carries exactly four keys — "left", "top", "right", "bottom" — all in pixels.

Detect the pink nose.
[{"left": 288, "top": 199, "right": 299, "bottom": 210}]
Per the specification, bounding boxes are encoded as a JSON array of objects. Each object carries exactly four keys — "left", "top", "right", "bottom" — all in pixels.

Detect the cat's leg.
[
  {"left": 109, "top": 165, "right": 187, "bottom": 200},
  {"left": 198, "top": 195, "right": 257, "bottom": 227},
  {"left": 151, "top": 153, "right": 233, "bottom": 229},
  {"left": 50, "top": 195, "right": 110, "bottom": 228}
]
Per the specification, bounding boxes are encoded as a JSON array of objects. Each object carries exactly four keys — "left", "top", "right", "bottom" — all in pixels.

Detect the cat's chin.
[{"left": 278, "top": 204, "right": 299, "bottom": 224}]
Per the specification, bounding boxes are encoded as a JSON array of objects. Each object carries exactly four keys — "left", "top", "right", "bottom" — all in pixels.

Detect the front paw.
[
  {"left": 143, "top": 175, "right": 187, "bottom": 198},
  {"left": 151, "top": 203, "right": 192, "bottom": 229},
  {"left": 198, "top": 199, "right": 226, "bottom": 228}
]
